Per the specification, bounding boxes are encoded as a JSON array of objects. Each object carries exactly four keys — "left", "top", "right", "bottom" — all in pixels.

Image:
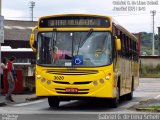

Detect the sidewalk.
[
  {"left": 0, "top": 94, "right": 41, "bottom": 106},
  {"left": 0, "top": 95, "right": 6, "bottom": 106}
]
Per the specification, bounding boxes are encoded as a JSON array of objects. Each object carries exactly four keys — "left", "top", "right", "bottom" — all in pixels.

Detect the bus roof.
[
  {"left": 39, "top": 14, "right": 111, "bottom": 20},
  {"left": 112, "top": 19, "right": 138, "bottom": 42}
]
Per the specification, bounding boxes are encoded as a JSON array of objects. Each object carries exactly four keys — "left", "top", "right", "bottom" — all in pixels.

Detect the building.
[
  {"left": 1, "top": 20, "right": 37, "bottom": 92},
  {"left": 2, "top": 20, "right": 37, "bottom": 60}
]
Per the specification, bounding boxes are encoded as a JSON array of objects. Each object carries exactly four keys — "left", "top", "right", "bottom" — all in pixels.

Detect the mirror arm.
[{"left": 30, "top": 26, "right": 38, "bottom": 52}]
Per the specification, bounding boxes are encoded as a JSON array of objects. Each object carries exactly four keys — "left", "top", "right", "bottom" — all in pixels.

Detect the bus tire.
[
  {"left": 48, "top": 97, "right": 60, "bottom": 108},
  {"left": 110, "top": 86, "right": 120, "bottom": 108},
  {"left": 125, "top": 77, "right": 134, "bottom": 100}
]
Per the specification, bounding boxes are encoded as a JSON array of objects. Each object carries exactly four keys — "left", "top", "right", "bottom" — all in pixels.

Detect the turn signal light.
[{"left": 108, "top": 73, "right": 111, "bottom": 76}]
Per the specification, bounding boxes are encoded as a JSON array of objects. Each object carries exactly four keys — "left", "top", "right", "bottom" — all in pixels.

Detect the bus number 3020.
[{"left": 54, "top": 76, "right": 64, "bottom": 80}]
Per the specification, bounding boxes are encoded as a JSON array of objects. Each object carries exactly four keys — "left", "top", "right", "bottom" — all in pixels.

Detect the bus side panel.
[{"left": 133, "top": 62, "right": 139, "bottom": 90}]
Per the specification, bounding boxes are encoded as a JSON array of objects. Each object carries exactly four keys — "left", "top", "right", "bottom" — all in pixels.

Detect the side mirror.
[
  {"left": 115, "top": 37, "right": 121, "bottom": 51},
  {"left": 30, "top": 26, "right": 38, "bottom": 52}
]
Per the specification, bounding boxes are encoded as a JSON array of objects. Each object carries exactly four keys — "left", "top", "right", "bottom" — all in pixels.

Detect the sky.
[{"left": 2, "top": 0, "right": 160, "bottom": 34}]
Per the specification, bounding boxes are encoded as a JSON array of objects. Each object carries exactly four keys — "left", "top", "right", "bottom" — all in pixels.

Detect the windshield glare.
[{"left": 37, "top": 31, "right": 112, "bottom": 67}]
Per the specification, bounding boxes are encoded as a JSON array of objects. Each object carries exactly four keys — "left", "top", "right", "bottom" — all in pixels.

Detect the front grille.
[
  {"left": 46, "top": 69, "right": 98, "bottom": 75},
  {"left": 53, "top": 81, "right": 92, "bottom": 85},
  {"left": 53, "top": 81, "right": 70, "bottom": 84},
  {"left": 73, "top": 81, "right": 92, "bottom": 84}
]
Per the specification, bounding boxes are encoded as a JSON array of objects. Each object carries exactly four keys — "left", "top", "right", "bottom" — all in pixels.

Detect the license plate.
[{"left": 65, "top": 88, "right": 78, "bottom": 93}]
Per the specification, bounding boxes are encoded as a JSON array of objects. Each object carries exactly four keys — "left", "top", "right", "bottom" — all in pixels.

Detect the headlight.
[
  {"left": 105, "top": 75, "right": 110, "bottom": 80},
  {"left": 41, "top": 78, "right": 46, "bottom": 83},
  {"left": 93, "top": 81, "right": 98, "bottom": 86},
  {"left": 37, "top": 74, "right": 41, "bottom": 79},
  {"left": 47, "top": 80, "right": 51, "bottom": 85},
  {"left": 99, "top": 79, "right": 104, "bottom": 84}
]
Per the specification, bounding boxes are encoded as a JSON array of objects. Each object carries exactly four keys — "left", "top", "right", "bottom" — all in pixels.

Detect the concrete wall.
[{"left": 140, "top": 56, "right": 160, "bottom": 67}]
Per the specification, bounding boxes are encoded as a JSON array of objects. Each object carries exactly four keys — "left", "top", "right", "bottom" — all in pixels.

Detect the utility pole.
[
  {"left": 150, "top": 10, "right": 156, "bottom": 56},
  {"left": 158, "top": 27, "right": 160, "bottom": 56},
  {"left": 0, "top": 0, "right": 2, "bottom": 15},
  {"left": 0, "top": 0, "right": 5, "bottom": 99},
  {"left": 29, "top": 1, "right": 35, "bottom": 21},
  {"left": 0, "top": 0, "right": 1, "bottom": 95}
]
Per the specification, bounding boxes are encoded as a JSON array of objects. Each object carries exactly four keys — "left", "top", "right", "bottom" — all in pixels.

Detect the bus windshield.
[{"left": 37, "top": 31, "right": 112, "bottom": 67}]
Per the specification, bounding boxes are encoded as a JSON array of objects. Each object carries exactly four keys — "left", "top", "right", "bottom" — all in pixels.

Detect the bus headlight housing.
[
  {"left": 105, "top": 73, "right": 111, "bottom": 80},
  {"left": 41, "top": 78, "right": 46, "bottom": 83},
  {"left": 37, "top": 74, "right": 41, "bottom": 79},
  {"left": 105, "top": 75, "right": 110, "bottom": 80},
  {"left": 47, "top": 80, "right": 51, "bottom": 85},
  {"left": 93, "top": 81, "right": 98, "bottom": 86},
  {"left": 99, "top": 79, "right": 104, "bottom": 84}
]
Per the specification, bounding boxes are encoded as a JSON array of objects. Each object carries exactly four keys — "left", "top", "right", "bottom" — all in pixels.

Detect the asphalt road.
[{"left": 1, "top": 78, "right": 160, "bottom": 120}]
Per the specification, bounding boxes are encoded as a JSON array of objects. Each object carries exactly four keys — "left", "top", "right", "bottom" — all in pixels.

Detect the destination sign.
[{"left": 39, "top": 16, "right": 110, "bottom": 28}]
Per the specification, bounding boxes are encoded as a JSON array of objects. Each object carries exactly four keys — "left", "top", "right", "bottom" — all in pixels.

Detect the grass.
[
  {"left": 140, "top": 64, "right": 160, "bottom": 78},
  {"left": 136, "top": 106, "right": 160, "bottom": 112},
  {"left": 146, "top": 106, "right": 160, "bottom": 109},
  {"left": 140, "top": 73, "right": 160, "bottom": 78}
]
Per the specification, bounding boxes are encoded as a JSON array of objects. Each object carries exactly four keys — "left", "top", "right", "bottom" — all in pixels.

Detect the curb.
[
  {"left": 0, "top": 96, "right": 6, "bottom": 106},
  {"left": 0, "top": 102, "right": 7, "bottom": 106}
]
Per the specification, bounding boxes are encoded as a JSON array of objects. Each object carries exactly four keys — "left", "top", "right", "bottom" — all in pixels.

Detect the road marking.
[
  {"left": 154, "top": 95, "right": 160, "bottom": 99},
  {"left": 13, "top": 99, "right": 46, "bottom": 107}
]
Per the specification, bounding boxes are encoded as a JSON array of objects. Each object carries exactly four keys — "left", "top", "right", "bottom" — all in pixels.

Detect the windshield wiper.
[
  {"left": 51, "top": 28, "right": 57, "bottom": 51},
  {"left": 77, "top": 28, "right": 93, "bottom": 55}
]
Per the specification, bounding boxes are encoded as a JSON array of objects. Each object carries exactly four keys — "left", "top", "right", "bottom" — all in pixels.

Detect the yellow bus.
[{"left": 30, "top": 14, "right": 139, "bottom": 108}]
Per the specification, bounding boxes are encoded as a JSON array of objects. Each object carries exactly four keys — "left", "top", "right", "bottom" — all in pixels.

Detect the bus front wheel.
[{"left": 48, "top": 97, "right": 60, "bottom": 108}]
